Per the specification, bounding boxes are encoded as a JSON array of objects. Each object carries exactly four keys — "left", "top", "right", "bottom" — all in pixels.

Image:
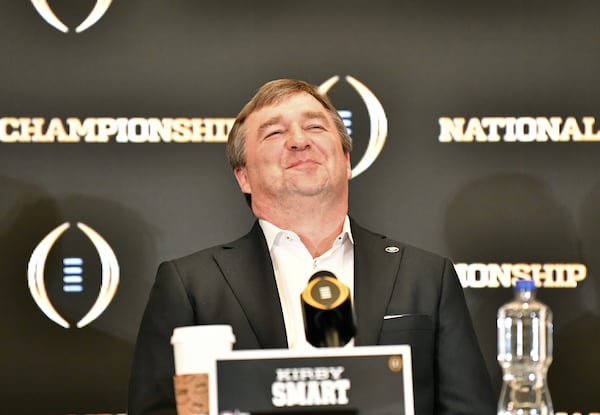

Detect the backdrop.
[{"left": 1, "top": 1, "right": 599, "bottom": 414}]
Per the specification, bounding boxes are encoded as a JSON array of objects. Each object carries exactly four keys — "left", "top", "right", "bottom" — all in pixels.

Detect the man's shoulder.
[
  {"left": 165, "top": 221, "right": 264, "bottom": 267},
  {"left": 351, "top": 220, "right": 449, "bottom": 264}
]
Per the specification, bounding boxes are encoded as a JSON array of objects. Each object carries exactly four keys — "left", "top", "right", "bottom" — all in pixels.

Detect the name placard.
[{"left": 216, "top": 345, "right": 414, "bottom": 415}]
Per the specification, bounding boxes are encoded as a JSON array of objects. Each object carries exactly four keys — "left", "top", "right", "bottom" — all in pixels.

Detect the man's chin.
[
  {"left": 288, "top": 181, "right": 329, "bottom": 198},
  {"left": 290, "top": 186, "right": 326, "bottom": 197}
]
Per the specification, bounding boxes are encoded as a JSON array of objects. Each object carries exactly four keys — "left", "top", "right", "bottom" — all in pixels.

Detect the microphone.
[{"left": 300, "top": 270, "right": 356, "bottom": 347}]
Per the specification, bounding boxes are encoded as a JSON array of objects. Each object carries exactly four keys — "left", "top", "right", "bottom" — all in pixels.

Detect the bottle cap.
[{"left": 515, "top": 279, "right": 536, "bottom": 291}]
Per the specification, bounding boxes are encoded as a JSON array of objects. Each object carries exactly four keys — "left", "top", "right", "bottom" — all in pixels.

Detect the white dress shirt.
[{"left": 259, "top": 216, "right": 354, "bottom": 350}]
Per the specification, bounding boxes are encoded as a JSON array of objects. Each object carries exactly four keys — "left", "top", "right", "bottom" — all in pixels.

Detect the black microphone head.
[
  {"left": 308, "top": 270, "right": 338, "bottom": 282},
  {"left": 301, "top": 270, "right": 356, "bottom": 347}
]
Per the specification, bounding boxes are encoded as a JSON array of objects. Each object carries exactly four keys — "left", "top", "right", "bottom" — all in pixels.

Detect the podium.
[{"left": 214, "top": 345, "right": 414, "bottom": 415}]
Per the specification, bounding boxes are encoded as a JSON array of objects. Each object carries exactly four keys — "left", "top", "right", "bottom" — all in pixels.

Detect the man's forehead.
[{"left": 248, "top": 92, "right": 329, "bottom": 123}]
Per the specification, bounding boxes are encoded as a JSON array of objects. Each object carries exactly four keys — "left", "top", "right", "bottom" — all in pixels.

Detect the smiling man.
[
  {"left": 232, "top": 87, "right": 352, "bottom": 258},
  {"left": 128, "top": 79, "right": 496, "bottom": 415}
]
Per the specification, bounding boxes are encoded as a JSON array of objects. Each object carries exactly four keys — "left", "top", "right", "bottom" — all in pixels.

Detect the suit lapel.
[
  {"left": 352, "top": 221, "right": 403, "bottom": 346},
  {"left": 213, "top": 222, "right": 287, "bottom": 349}
]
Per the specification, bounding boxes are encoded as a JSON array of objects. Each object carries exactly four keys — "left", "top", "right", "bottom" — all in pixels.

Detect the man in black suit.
[{"left": 128, "top": 79, "right": 496, "bottom": 415}]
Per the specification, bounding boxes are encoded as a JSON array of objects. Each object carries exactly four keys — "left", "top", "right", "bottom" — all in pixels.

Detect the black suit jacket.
[{"left": 128, "top": 220, "right": 496, "bottom": 415}]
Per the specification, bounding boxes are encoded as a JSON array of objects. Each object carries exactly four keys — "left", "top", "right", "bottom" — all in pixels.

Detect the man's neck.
[{"left": 254, "top": 196, "right": 347, "bottom": 258}]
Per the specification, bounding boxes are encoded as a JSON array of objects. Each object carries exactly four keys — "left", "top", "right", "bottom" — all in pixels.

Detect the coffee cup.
[{"left": 171, "top": 325, "right": 236, "bottom": 415}]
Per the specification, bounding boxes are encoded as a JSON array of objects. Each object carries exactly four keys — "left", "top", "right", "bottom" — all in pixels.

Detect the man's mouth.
[{"left": 287, "top": 159, "right": 320, "bottom": 169}]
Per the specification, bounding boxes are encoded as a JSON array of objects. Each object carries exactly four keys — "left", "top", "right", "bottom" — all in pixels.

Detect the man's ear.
[
  {"left": 345, "top": 152, "right": 352, "bottom": 180},
  {"left": 234, "top": 167, "right": 252, "bottom": 194}
]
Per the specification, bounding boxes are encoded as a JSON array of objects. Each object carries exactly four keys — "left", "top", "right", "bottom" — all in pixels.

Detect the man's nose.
[{"left": 287, "top": 125, "right": 311, "bottom": 150}]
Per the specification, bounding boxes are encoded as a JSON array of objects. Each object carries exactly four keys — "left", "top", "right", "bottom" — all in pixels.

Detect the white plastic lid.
[{"left": 171, "top": 324, "right": 236, "bottom": 346}]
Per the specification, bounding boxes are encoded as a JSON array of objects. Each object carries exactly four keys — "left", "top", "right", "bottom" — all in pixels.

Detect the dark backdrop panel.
[{"left": 1, "top": 1, "right": 598, "bottom": 414}]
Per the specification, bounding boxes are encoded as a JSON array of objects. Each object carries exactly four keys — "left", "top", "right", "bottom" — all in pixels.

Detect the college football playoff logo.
[
  {"left": 30, "top": 0, "right": 113, "bottom": 33},
  {"left": 319, "top": 76, "right": 388, "bottom": 178},
  {"left": 28, "top": 222, "right": 119, "bottom": 328}
]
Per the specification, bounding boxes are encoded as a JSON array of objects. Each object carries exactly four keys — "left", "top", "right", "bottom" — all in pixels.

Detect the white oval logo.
[
  {"left": 27, "top": 222, "right": 120, "bottom": 328},
  {"left": 319, "top": 75, "right": 388, "bottom": 179},
  {"left": 31, "top": 0, "right": 113, "bottom": 33}
]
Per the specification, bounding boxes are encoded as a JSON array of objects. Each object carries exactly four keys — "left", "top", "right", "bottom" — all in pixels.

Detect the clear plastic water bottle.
[{"left": 497, "top": 280, "right": 554, "bottom": 415}]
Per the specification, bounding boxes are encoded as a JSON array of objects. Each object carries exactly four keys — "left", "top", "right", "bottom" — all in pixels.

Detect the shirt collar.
[{"left": 259, "top": 215, "right": 354, "bottom": 251}]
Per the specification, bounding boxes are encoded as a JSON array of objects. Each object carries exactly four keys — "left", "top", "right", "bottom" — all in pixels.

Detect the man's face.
[{"left": 234, "top": 92, "right": 351, "bottom": 208}]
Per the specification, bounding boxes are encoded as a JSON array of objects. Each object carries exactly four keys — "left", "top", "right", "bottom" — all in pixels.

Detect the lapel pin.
[{"left": 385, "top": 246, "right": 400, "bottom": 253}]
